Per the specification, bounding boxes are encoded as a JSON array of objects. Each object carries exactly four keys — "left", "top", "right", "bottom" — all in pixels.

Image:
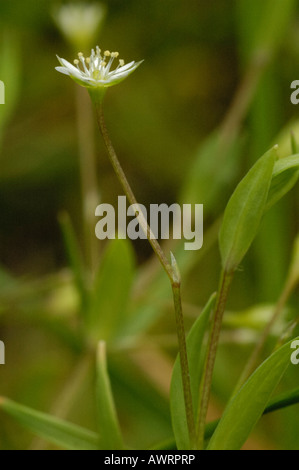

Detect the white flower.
[
  {"left": 56, "top": 46, "right": 143, "bottom": 90},
  {"left": 53, "top": 3, "right": 106, "bottom": 50}
]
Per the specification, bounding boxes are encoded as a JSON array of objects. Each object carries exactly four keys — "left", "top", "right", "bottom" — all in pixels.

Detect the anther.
[
  {"left": 119, "top": 59, "right": 125, "bottom": 66},
  {"left": 78, "top": 52, "right": 84, "bottom": 58},
  {"left": 104, "top": 50, "right": 111, "bottom": 57},
  {"left": 74, "top": 59, "right": 80, "bottom": 65},
  {"left": 111, "top": 52, "right": 119, "bottom": 58}
]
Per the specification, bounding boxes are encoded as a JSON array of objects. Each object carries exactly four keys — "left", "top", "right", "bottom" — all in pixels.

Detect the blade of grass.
[
  {"left": 96, "top": 341, "right": 124, "bottom": 450},
  {"left": 208, "top": 337, "right": 299, "bottom": 450},
  {"left": 0, "top": 397, "right": 100, "bottom": 450}
]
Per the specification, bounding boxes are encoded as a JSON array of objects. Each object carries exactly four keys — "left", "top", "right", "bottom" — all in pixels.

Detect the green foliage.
[
  {"left": 96, "top": 342, "right": 124, "bottom": 450},
  {"left": 1, "top": 0, "right": 299, "bottom": 452},
  {"left": 266, "top": 154, "right": 299, "bottom": 210},
  {"left": 180, "top": 132, "right": 243, "bottom": 213},
  {"left": 89, "top": 238, "right": 135, "bottom": 342},
  {"left": 170, "top": 294, "right": 216, "bottom": 450},
  {"left": 208, "top": 338, "right": 299, "bottom": 450},
  {"left": 0, "top": 397, "right": 100, "bottom": 450},
  {"left": 0, "top": 31, "right": 20, "bottom": 132},
  {"left": 219, "top": 147, "right": 277, "bottom": 273},
  {"left": 59, "top": 212, "right": 88, "bottom": 315}
]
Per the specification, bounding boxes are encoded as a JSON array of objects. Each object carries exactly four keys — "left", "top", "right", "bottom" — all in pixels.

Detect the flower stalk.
[
  {"left": 75, "top": 86, "right": 99, "bottom": 273},
  {"left": 196, "top": 269, "right": 234, "bottom": 449},
  {"left": 56, "top": 46, "right": 195, "bottom": 448},
  {"left": 94, "top": 102, "right": 196, "bottom": 447}
]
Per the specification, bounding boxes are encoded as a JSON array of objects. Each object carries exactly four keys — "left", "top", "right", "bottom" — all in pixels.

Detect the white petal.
[
  {"left": 55, "top": 66, "right": 71, "bottom": 76},
  {"left": 110, "top": 60, "right": 143, "bottom": 79},
  {"left": 57, "top": 56, "right": 84, "bottom": 76},
  {"left": 106, "top": 71, "right": 137, "bottom": 85},
  {"left": 109, "top": 61, "right": 136, "bottom": 75}
]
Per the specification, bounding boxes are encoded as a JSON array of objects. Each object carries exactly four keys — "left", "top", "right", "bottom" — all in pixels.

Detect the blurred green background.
[{"left": 0, "top": 0, "right": 299, "bottom": 450}]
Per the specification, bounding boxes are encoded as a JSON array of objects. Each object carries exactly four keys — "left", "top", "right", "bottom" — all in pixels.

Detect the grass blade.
[
  {"left": 208, "top": 337, "right": 299, "bottom": 450},
  {"left": 170, "top": 294, "right": 216, "bottom": 450},
  {"left": 0, "top": 397, "right": 100, "bottom": 450},
  {"left": 96, "top": 341, "right": 124, "bottom": 450}
]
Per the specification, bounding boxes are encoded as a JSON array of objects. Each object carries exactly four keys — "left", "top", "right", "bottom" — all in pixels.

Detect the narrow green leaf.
[
  {"left": 266, "top": 154, "right": 299, "bottom": 211},
  {"left": 288, "top": 234, "right": 299, "bottom": 286},
  {"left": 153, "top": 385, "right": 299, "bottom": 450},
  {"left": 0, "top": 397, "right": 100, "bottom": 450},
  {"left": 96, "top": 341, "right": 124, "bottom": 450},
  {"left": 180, "top": 132, "right": 243, "bottom": 213},
  {"left": 58, "top": 212, "right": 88, "bottom": 314},
  {"left": 219, "top": 147, "right": 277, "bottom": 273},
  {"left": 0, "top": 31, "right": 21, "bottom": 130},
  {"left": 208, "top": 337, "right": 299, "bottom": 450},
  {"left": 290, "top": 132, "right": 299, "bottom": 155},
  {"left": 170, "top": 294, "right": 216, "bottom": 450},
  {"left": 265, "top": 387, "right": 299, "bottom": 414},
  {"left": 90, "top": 238, "right": 135, "bottom": 341},
  {"left": 251, "top": 0, "right": 297, "bottom": 59}
]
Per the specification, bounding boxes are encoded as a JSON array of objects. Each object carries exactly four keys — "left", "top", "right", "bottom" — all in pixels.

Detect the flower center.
[{"left": 73, "top": 46, "right": 125, "bottom": 82}]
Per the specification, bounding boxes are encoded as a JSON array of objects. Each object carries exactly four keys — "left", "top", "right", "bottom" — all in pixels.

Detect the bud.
[{"left": 53, "top": 3, "right": 106, "bottom": 51}]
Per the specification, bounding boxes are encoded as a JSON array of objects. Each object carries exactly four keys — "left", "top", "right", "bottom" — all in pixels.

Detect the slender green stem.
[
  {"left": 94, "top": 102, "right": 173, "bottom": 282},
  {"left": 153, "top": 386, "right": 299, "bottom": 450},
  {"left": 172, "top": 283, "right": 196, "bottom": 449},
  {"left": 234, "top": 277, "right": 296, "bottom": 393},
  {"left": 196, "top": 269, "right": 234, "bottom": 449},
  {"left": 219, "top": 51, "right": 269, "bottom": 145},
  {"left": 93, "top": 101, "right": 195, "bottom": 447},
  {"left": 76, "top": 87, "right": 100, "bottom": 274}
]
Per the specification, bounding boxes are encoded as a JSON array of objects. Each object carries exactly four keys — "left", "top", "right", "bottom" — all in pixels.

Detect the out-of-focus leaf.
[
  {"left": 288, "top": 234, "right": 299, "bottom": 286},
  {"left": 219, "top": 147, "right": 276, "bottom": 273},
  {"left": 58, "top": 212, "right": 88, "bottom": 315},
  {"left": 0, "top": 397, "right": 100, "bottom": 450},
  {"left": 265, "top": 387, "right": 299, "bottom": 414},
  {"left": 290, "top": 132, "right": 299, "bottom": 155},
  {"left": 0, "top": 31, "right": 21, "bottom": 136},
  {"left": 154, "top": 385, "right": 299, "bottom": 450},
  {"left": 170, "top": 294, "right": 216, "bottom": 450},
  {"left": 90, "top": 238, "right": 135, "bottom": 341},
  {"left": 223, "top": 303, "right": 288, "bottom": 332},
  {"left": 252, "top": 0, "right": 297, "bottom": 59},
  {"left": 180, "top": 131, "right": 243, "bottom": 212},
  {"left": 0, "top": 265, "right": 18, "bottom": 295},
  {"left": 266, "top": 154, "right": 299, "bottom": 211},
  {"left": 237, "top": 0, "right": 297, "bottom": 62},
  {"left": 208, "top": 337, "right": 299, "bottom": 450},
  {"left": 273, "top": 120, "right": 299, "bottom": 158},
  {"left": 96, "top": 342, "right": 124, "bottom": 450}
]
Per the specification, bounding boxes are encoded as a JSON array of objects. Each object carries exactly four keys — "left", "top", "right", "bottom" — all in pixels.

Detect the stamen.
[
  {"left": 104, "top": 50, "right": 111, "bottom": 57},
  {"left": 78, "top": 52, "right": 84, "bottom": 58},
  {"left": 111, "top": 52, "right": 119, "bottom": 58},
  {"left": 119, "top": 59, "right": 125, "bottom": 67},
  {"left": 105, "top": 55, "right": 115, "bottom": 74},
  {"left": 86, "top": 57, "right": 91, "bottom": 64},
  {"left": 79, "top": 55, "right": 89, "bottom": 74},
  {"left": 74, "top": 59, "right": 80, "bottom": 65}
]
